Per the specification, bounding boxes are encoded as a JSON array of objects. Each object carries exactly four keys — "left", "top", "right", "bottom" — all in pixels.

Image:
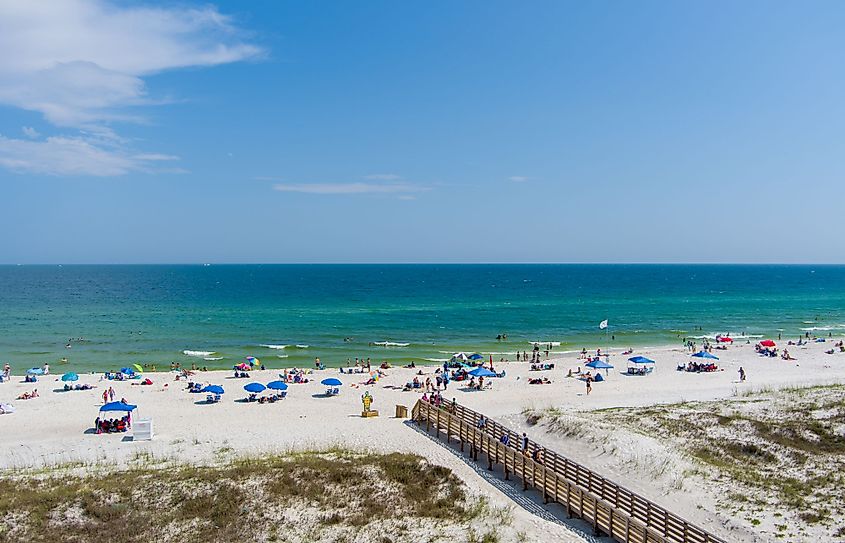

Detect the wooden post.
[{"left": 522, "top": 455, "right": 528, "bottom": 491}]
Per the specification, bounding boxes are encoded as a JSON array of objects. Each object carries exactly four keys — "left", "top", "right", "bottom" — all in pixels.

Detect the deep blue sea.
[{"left": 1, "top": 265, "right": 844, "bottom": 373}]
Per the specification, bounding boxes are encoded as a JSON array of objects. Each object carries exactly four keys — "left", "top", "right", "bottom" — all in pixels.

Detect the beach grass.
[{"left": 0, "top": 450, "right": 490, "bottom": 543}]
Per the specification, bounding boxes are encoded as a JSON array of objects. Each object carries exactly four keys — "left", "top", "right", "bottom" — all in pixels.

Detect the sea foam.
[{"left": 183, "top": 350, "right": 215, "bottom": 357}]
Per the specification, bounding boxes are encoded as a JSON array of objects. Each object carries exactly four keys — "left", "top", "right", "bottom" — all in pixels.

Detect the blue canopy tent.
[
  {"left": 626, "top": 355, "right": 654, "bottom": 375},
  {"left": 26, "top": 368, "right": 44, "bottom": 375},
  {"left": 628, "top": 356, "right": 655, "bottom": 364},
  {"left": 692, "top": 351, "right": 719, "bottom": 360},
  {"left": 244, "top": 383, "right": 266, "bottom": 393},
  {"left": 586, "top": 359, "right": 614, "bottom": 369},
  {"left": 100, "top": 401, "right": 137, "bottom": 412},
  {"left": 266, "top": 381, "right": 288, "bottom": 391},
  {"left": 201, "top": 385, "right": 224, "bottom": 395},
  {"left": 468, "top": 366, "right": 497, "bottom": 378},
  {"left": 61, "top": 372, "right": 79, "bottom": 382}
]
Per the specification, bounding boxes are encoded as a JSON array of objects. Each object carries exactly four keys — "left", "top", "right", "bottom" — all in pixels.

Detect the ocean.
[{"left": 1, "top": 264, "right": 844, "bottom": 373}]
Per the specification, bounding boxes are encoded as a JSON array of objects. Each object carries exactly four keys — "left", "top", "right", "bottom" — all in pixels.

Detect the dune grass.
[{"left": 0, "top": 450, "right": 491, "bottom": 543}]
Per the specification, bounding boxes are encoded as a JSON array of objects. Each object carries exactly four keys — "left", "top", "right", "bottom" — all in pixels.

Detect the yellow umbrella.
[{"left": 133, "top": 364, "right": 144, "bottom": 373}]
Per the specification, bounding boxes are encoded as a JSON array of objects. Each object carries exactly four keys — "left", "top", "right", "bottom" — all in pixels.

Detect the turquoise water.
[{"left": 1, "top": 265, "right": 844, "bottom": 373}]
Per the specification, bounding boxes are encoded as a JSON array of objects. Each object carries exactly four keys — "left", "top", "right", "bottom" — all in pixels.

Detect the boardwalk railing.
[{"left": 411, "top": 399, "right": 725, "bottom": 543}]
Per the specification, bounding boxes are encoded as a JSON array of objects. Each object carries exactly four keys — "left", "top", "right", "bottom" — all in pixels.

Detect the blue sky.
[{"left": 2, "top": 0, "right": 844, "bottom": 263}]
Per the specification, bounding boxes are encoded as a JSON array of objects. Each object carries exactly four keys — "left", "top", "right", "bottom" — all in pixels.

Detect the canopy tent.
[
  {"left": 244, "top": 383, "right": 266, "bottom": 393},
  {"left": 468, "top": 366, "right": 497, "bottom": 378},
  {"left": 61, "top": 372, "right": 79, "bottom": 382},
  {"left": 266, "top": 381, "right": 288, "bottom": 391},
  {"left": 100, "top": 401, "right": 137, "bottom": 412},
  {"left": 321, "top": 378, "right": 343, "bottom": 387},
  {"left": 760, "top": 339, "right": 776, "bottom": 348},
  {"left": 628, "top": 356, "right": 655, "bottom": 364},
  {"left": 26, "top": 368, "right": 44, "bottom": 375},
  {"left": 692, "top": 351, "right": 719, "bottom": 360},
  {"left": 586, "top": 359, "right": 614, "bottom": 370},
  {"left": 201, "top": 385, "right": 224, "bottom": 394}
]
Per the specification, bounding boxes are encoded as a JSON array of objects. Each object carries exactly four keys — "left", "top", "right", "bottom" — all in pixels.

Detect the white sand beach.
[{"left": 1, "top": 339, "right": 844, "bottom": 542}]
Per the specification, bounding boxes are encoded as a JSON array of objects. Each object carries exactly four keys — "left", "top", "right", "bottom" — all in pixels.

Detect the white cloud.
[
  {"left": 508, "top": 176, "right": 529, "bottom": 182},
  {"left": 273, "top": 182, "right": 424, "bottom": 195},
  {"left": 362, "top": 173, "right": 402, "bottom": 181},
  {"left": 21, "top": 126, "right": 40, "bottom": 139},
  {"left": 0, "top": 0, "right": 261, "bottom": 176},
  {"left": 0, "top": 134, "right": 178, "bottom": 176}
]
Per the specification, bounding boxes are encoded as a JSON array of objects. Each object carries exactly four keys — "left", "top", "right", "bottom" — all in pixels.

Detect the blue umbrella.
[
  {"left": 321, "top": 378, "right": 343, "bottom": 386},
  {"left": 692, "top": 351, "right": 719, "bottom": 360},
  {"left": 267, "top": 381, "right": 288, "bottom": 391},
  {"left": 100, "top": 401, "right": 137, "bottom": 412},
  {"left": 628, "top": 356, "right": 655, "bottom": 364},
  {"left": 244, "top": 382, "right": 266, "bottom": 393},
  {"left": 201, "top": 385, "right": 224, "bottom": 394},
  {"left": 26, "top": 367, "right": 44, "bottom": 375},
  {"left": 586, "top": 359, "right": 614, "bottom": 369},
  {"left": 468, "top": 366, "right": 497, "bottom": 377},
  {"left": 468, "top": 353, "right": 484, "bottom": 360},
  {"left": 61, "top": 372, "right": 79, "bottom": 382}
]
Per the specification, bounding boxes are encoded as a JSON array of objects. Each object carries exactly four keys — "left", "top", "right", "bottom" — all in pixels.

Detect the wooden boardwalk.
[{"left": 411, "top": 399, "right": 726, "bottom": 543}]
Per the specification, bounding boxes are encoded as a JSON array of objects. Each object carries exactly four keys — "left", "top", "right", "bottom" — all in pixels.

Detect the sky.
[{"left": 1, "top": 0, "right": 844, "bottom": 264}]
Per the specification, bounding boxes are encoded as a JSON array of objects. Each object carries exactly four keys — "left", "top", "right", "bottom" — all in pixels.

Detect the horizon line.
[{"left": 2, "top": 262, "right": 844, "bottom": 266}]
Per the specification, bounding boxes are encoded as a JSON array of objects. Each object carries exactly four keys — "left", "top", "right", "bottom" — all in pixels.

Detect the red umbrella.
[{"left": 760, "top": 339, "right": 776, "bottom": 347}]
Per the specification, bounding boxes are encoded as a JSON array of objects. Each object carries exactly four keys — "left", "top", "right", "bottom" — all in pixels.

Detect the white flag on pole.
[{"left": 599, "top": 319, "right": 608, "bottom": 330}]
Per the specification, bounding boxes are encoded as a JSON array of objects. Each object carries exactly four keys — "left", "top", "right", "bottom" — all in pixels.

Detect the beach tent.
[
  {"left": 61, "top": 372, "right": 79, "bottom": 382},
  {"left": 26, "top": 368, "right": 44, "bottom": 375},
  {"left": 119, "top": 367, "right": 134, "bottom": 375},
  {"left": 760, "top": 339, "right": 776, "bottom": 348},
  {"left": 468, "top": 353, "right": 484, "bottom": 361},
  {"left": 321, "top": 378, "right": 343, "bottom": 387},
  {"left": 692, "top": 351, "right": 719, "bottom": 360},
  {"left": 468, "top": 366, "right": 497, "bottom": 378},
  {"left": 201, "top": 385, "right": 224, "bottom": 394},
  {"left": 100, "top": 401, "right": 137, "bottom": 412},
  {"left": 628, "top": 356, "right": 655, "bottom": 364},
  {"left": 267, "top": 381, "right": 288, "bottom": 391},
  {"left": 716, "top": 337, "right": 733, "bottom": 343},
  {"left": 244, "top": 383, "right": 266, "bottom": 393},
  {"left": 586, "top": 359, "right": 614, "bottom": 369}
]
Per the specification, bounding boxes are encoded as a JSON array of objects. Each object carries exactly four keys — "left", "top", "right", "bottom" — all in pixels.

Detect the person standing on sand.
[
  {"left": 102, "top": 389, "right": 108, "bottom": 404},
  {"left": 739, "top": 367, "right": 746, "bottom": 382},
  {"left": 108, "top": 387, "right": 115, "bottom": 402},
  {"left": 586, "top": 377, "right": 592, "bottom": 395}
]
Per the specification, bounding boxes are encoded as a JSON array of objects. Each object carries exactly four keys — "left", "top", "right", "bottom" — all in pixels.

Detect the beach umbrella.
[
  {"left": 26, "top": 367, "right": 44, "bottom": 375},
  {"left": 451, "top": 352, "right": 469, "bottom": 361},
  {"left": 246, "top": 356, "right": 259, "bottom": 366},
  {"left": 120, "top": 367, "right": 134, "bottom": 375},
  {"left": 201, "top": 385, "right": 224, "bottom": 394},
  {"left": 244, "top": 382, "right": 266, "bottom": 393},
  {"left": 692, "top": 351, "right": 719, "bottom": 360},
  {"left": 266, "top": 381, "right": 288, "bottom": 391},
  {"left": 321, "top": 378, "right": 343, "bottom": 387},
  {"left": 468, "top": 366, "right": 497, "bottom": 378},
  {"left": 760, "top": 339, "right": 776, "bottom": 347},
  {"left": 468, "top": 353, "right": 483, "bottom": 360},
  {"left": 133, "top": 364, "right": 144, "bottom": 373},
  {"left": 628, "top": 356, "right": 655, "bottom": 364},
  {"left": 586, "top": 359, "right": 614, "bottom": 369},
  {"left": 61, "top": 372, "right": 79, "bottom": 382},
  {"left": 100, "top": 401, "right": 137, "bottom": 412}
]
